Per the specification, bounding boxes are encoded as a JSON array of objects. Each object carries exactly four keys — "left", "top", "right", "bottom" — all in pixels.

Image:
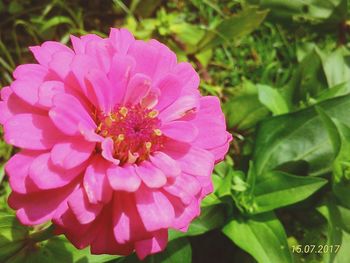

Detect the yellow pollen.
[
  {"left": 117, "top": 134, "right": 125, "bottom": 141},
  {"left": 109, "top": 113, "right": 117, "bottom": 121},
  {"left": 154, "top": 129, "right": 162, "bottom": 136},
  {"left": 127, "top": 151, "right": 139, "bottom": 164},
  {"left": 101, "top": 130, "right": 108, "bottom": 136},
  {"left": 145, "top": 142, "right": 152, "bottom": 149},
  {"left": 97, "top": 123, "right": 102, "bottom": 132},
  {"left": 119, "top": 107, "right": 128, "bottom": 117},
  {"left": 104, "top": 117, "right": 113, "bottom": 127},
  {"left": 148, "top": 110, "right": 158, "bottom": 118}
]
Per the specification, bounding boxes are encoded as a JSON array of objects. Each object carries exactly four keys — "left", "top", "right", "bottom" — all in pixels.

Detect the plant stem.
[{"left": 29, "top": 224, "right": 56, "bottom": 243}]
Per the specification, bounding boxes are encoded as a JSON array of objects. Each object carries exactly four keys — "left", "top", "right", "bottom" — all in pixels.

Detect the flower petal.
[
  {"left": 51, "top": 139, "right": 95, "bottom": 169},
  {"left": 107, "top": 164, "right": 141, "bottom": 192},
  {"left": 161, "top": 121, "right": 198, "bottom": 142},
  {"left": 29, "top": 153, "right": 84, "bottom": 189},
  {"left": 101, "top": 137, "right": 120, "bottom": 165},
  {"left": 8, "top": 183, "right": 77, "bottom": 225},
  {"left": 49, "top": 93, "right": 95, "bottom": 136},
  {"left": 68, "top": 187, "right": 103, "bottom": 224},
  {"left": 135, "top": 161, "right": 167, "bottom": 188},
  {"left": 135, "top": 187, "right": 175, "bottom": 231},
  {"left": 83, "top": 156, "right": 113, "bottom": 204},
  {"left": 123, "top": 73, "right": 152, "bottom": 105},
  {"left": 158, "top": 95, "right": 199, "bottom": 123},
  {"left": 135, "top": 230, "right": 168, "bottom": 260},
  {"left": 155, "top": 74, "right": 182, "bottom": 111},
  {"left": 38, "top": 81, "right": 65, "bottom": 108},
  {"left": 4, "top": 113, "right": 63, "bottom": 150},
  {"left": 149, "top": 152, "right": 181, "bottom": 178},
  {"left": 5, "top": 151, "right": 40, "bottom": 194},
  {"left": 163, "top": 141, "right": 215, "bottom": 177}
]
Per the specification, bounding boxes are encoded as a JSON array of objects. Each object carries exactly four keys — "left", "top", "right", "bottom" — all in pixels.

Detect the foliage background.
[{"left": 1, "top": 0, "right": 350, "bottom": 262}]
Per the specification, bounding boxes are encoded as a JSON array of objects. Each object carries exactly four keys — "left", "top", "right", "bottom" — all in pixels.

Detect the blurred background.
[{"left": 0, "top": 0, "right": 350, "bottom": 262}]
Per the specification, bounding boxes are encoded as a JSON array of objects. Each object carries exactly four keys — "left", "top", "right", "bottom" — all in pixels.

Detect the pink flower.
[{"left": 1, "top": 28, "right": 231, "bottom": 259}]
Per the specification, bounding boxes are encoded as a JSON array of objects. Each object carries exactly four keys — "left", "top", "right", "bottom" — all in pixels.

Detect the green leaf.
[
  {"left": 222, "top": 212, "right": 292, "bottom": 263},
  {"left": 328, "top": 120, "right": 350, "bottom": 207},
  {"left": 252, "top": 171, "right": 327, "bottom": 213},
  {"left": 249, "top": 0, "right": 347, "bottom": 27},
  {"left": 197, "top": 5, "right": 268, "bottom": 52},
  {"left": 253, "top": 94, "right": 350, "bottom": 177},
  {"left": 169, "top": 204, "right": 226, "bottom": 240},
  {"left": 258, "top": 84, "right": 289, "bottom": 115},
  {"left": 223, "top": 80, "right": 269, "bottom": 130},
  {"left": 283, "top": 48, "right": 328, "bottom": 106},
  {"left": 0, "top": 215, "right": 29, "bottom": 262},
  {"left": 317, "top": 199, "right": 350, "bottom": 263},
  {"left": 123, "top": 238, "right": 191, "bottom": 263},
  {"left": 0, "top": 215, "right": 118, "bottom": 263}
]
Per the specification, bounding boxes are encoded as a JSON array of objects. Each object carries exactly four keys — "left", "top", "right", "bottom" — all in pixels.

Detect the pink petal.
[
  {"left": 192, "top": 96, "right": 230, "bottom": 148},
  {"left": 69, "top": 54, "right": 98, "bottom": 99},
  {"left": 164, "top": 173, "right": 201, "bottom": 205},
  {"left": 149, "top": 152, "right": 181, "bottom": 178},
  {"left": 155, "top": 74, "right": 182, "bottom": 111},
  {"left": 113, "top": 193, "right": 147, "bottom": 244},
  {"left": 29, "top": 153, "right": 85, "bottom": 189},
  {"left": 163, "top": 141, "right": 215, "bottom": 177},
  {"left": 135, "top": 230, "right": 168, "bottom": 260},
  {"left": 51, "top": 139, "right": 95, "bottom": 169},
  {"left": 128, "top": 40, "right": 159, "bottom": 78},
  {"left": 85, "top": 39, "right": 112, "bottom": 73},
  {"left": 171, "top": 62, "right": 200, "bottom": 96},
  {"left": 49, "top": 93, "right": 96, "bottom": 136},
  {"left": 11, "top": 79, "right": 40, "bottom": 105},
  {"left": 85, "top": 69, "right": 114, "bottom": 112},
  {"left": 109, "top": 28, "right": 135, "bottom": 54},
  {"left": 135, "top": 187, "right": 175, "bottom": 231},
  {"left": 166, "top": 193, "right": 200, "bottom": 230},
  {"left": 49, "top": 51, "right": 74, "bottom": 80},
  {"left": 107, "top": 164, "right": 141, "bottom": 192},
  {"left": 108, "top": 54, "right": 135, "bottom": 104},
  {"left": 90, "top": 207, "right": 134, "bottom": 255},
  {"left": 83, "top": 156, "right": 113, "bottom": 204},
  {"left": 101, "top": 137, "right": 120, "bottom": 165},
  {"left": 79, "top": 123, "right": 104, "bottom": 142},
  {"left": 123, "top": 73, "right": 152, "bottom": 105},
  {"left": 55, "top": 208, "right": 97, "bottom": 249},
  {"left": 135, "top": 161, "right": 167, "bottom": 188},
  {"left": 4, "top": 113, "right": 64, "bottom": 150},
  {"left": 148, "top": 39, "right": 177, "bottom": 81},
  {"left": 38, "top": 81, "right": 65, "bottom": 108},
  {"left": 161, "top": 121, "right": 198, "bottom": 142},
  {"left": 5, "top": 151, "right": 40, "bottom": 194},
  {"left": 13, "top": 64, "right": 48, "bottom": 81},
  {"left": 29, "top": 41, "right": 73, "bottom": 66},
  {"left": 158, "top": 95, "right": 199, "bottom": 123},
  {"left": 8, "top": 182, "right": 77, "bottom": 225},
  {"left": 70, "top": 34, "right": 102, "bottom": 54},
  {"left": 68, "top": 187, "right": 103, "bottom": 224}
]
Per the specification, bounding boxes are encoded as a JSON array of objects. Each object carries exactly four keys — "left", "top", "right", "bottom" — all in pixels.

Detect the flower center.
[{"left": 95, "top": 104, "right": 166, "bottom": 165}]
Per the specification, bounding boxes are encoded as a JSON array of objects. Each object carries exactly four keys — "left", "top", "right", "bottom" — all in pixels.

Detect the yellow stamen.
[
  {"left": 101, "top": 130, "right": 108, "bottom": 136},
  {"left": 127, "top": 151, "right": 139, "bottom": 164},
  {"left": 119, "top": 107, "right": 128, "bottom": 117},
  {"left": 154, "top": 129, "right": 162, "bottom": 136},
  {"left": 116, "top": 134, "right": 125, "bottom": 141},
  {"left": 148, "top": 110, "right": 159, "bottom": 118},
  {"left": 104, "top": 117, "right": 113, "bottom": 127},
  {"left": 109, "top": 113, "right": 117, "bottom": 121},
  {"left": 96, "top": 123, "right": 103, "bottom": 132},
  {"left": 145, "top": 142, "right": 152, "bottom": 150}
]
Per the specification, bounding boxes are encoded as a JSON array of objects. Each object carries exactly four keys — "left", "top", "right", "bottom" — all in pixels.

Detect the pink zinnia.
[{"left": 0, "top": 28, "right": 231, "bottom": 259}]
